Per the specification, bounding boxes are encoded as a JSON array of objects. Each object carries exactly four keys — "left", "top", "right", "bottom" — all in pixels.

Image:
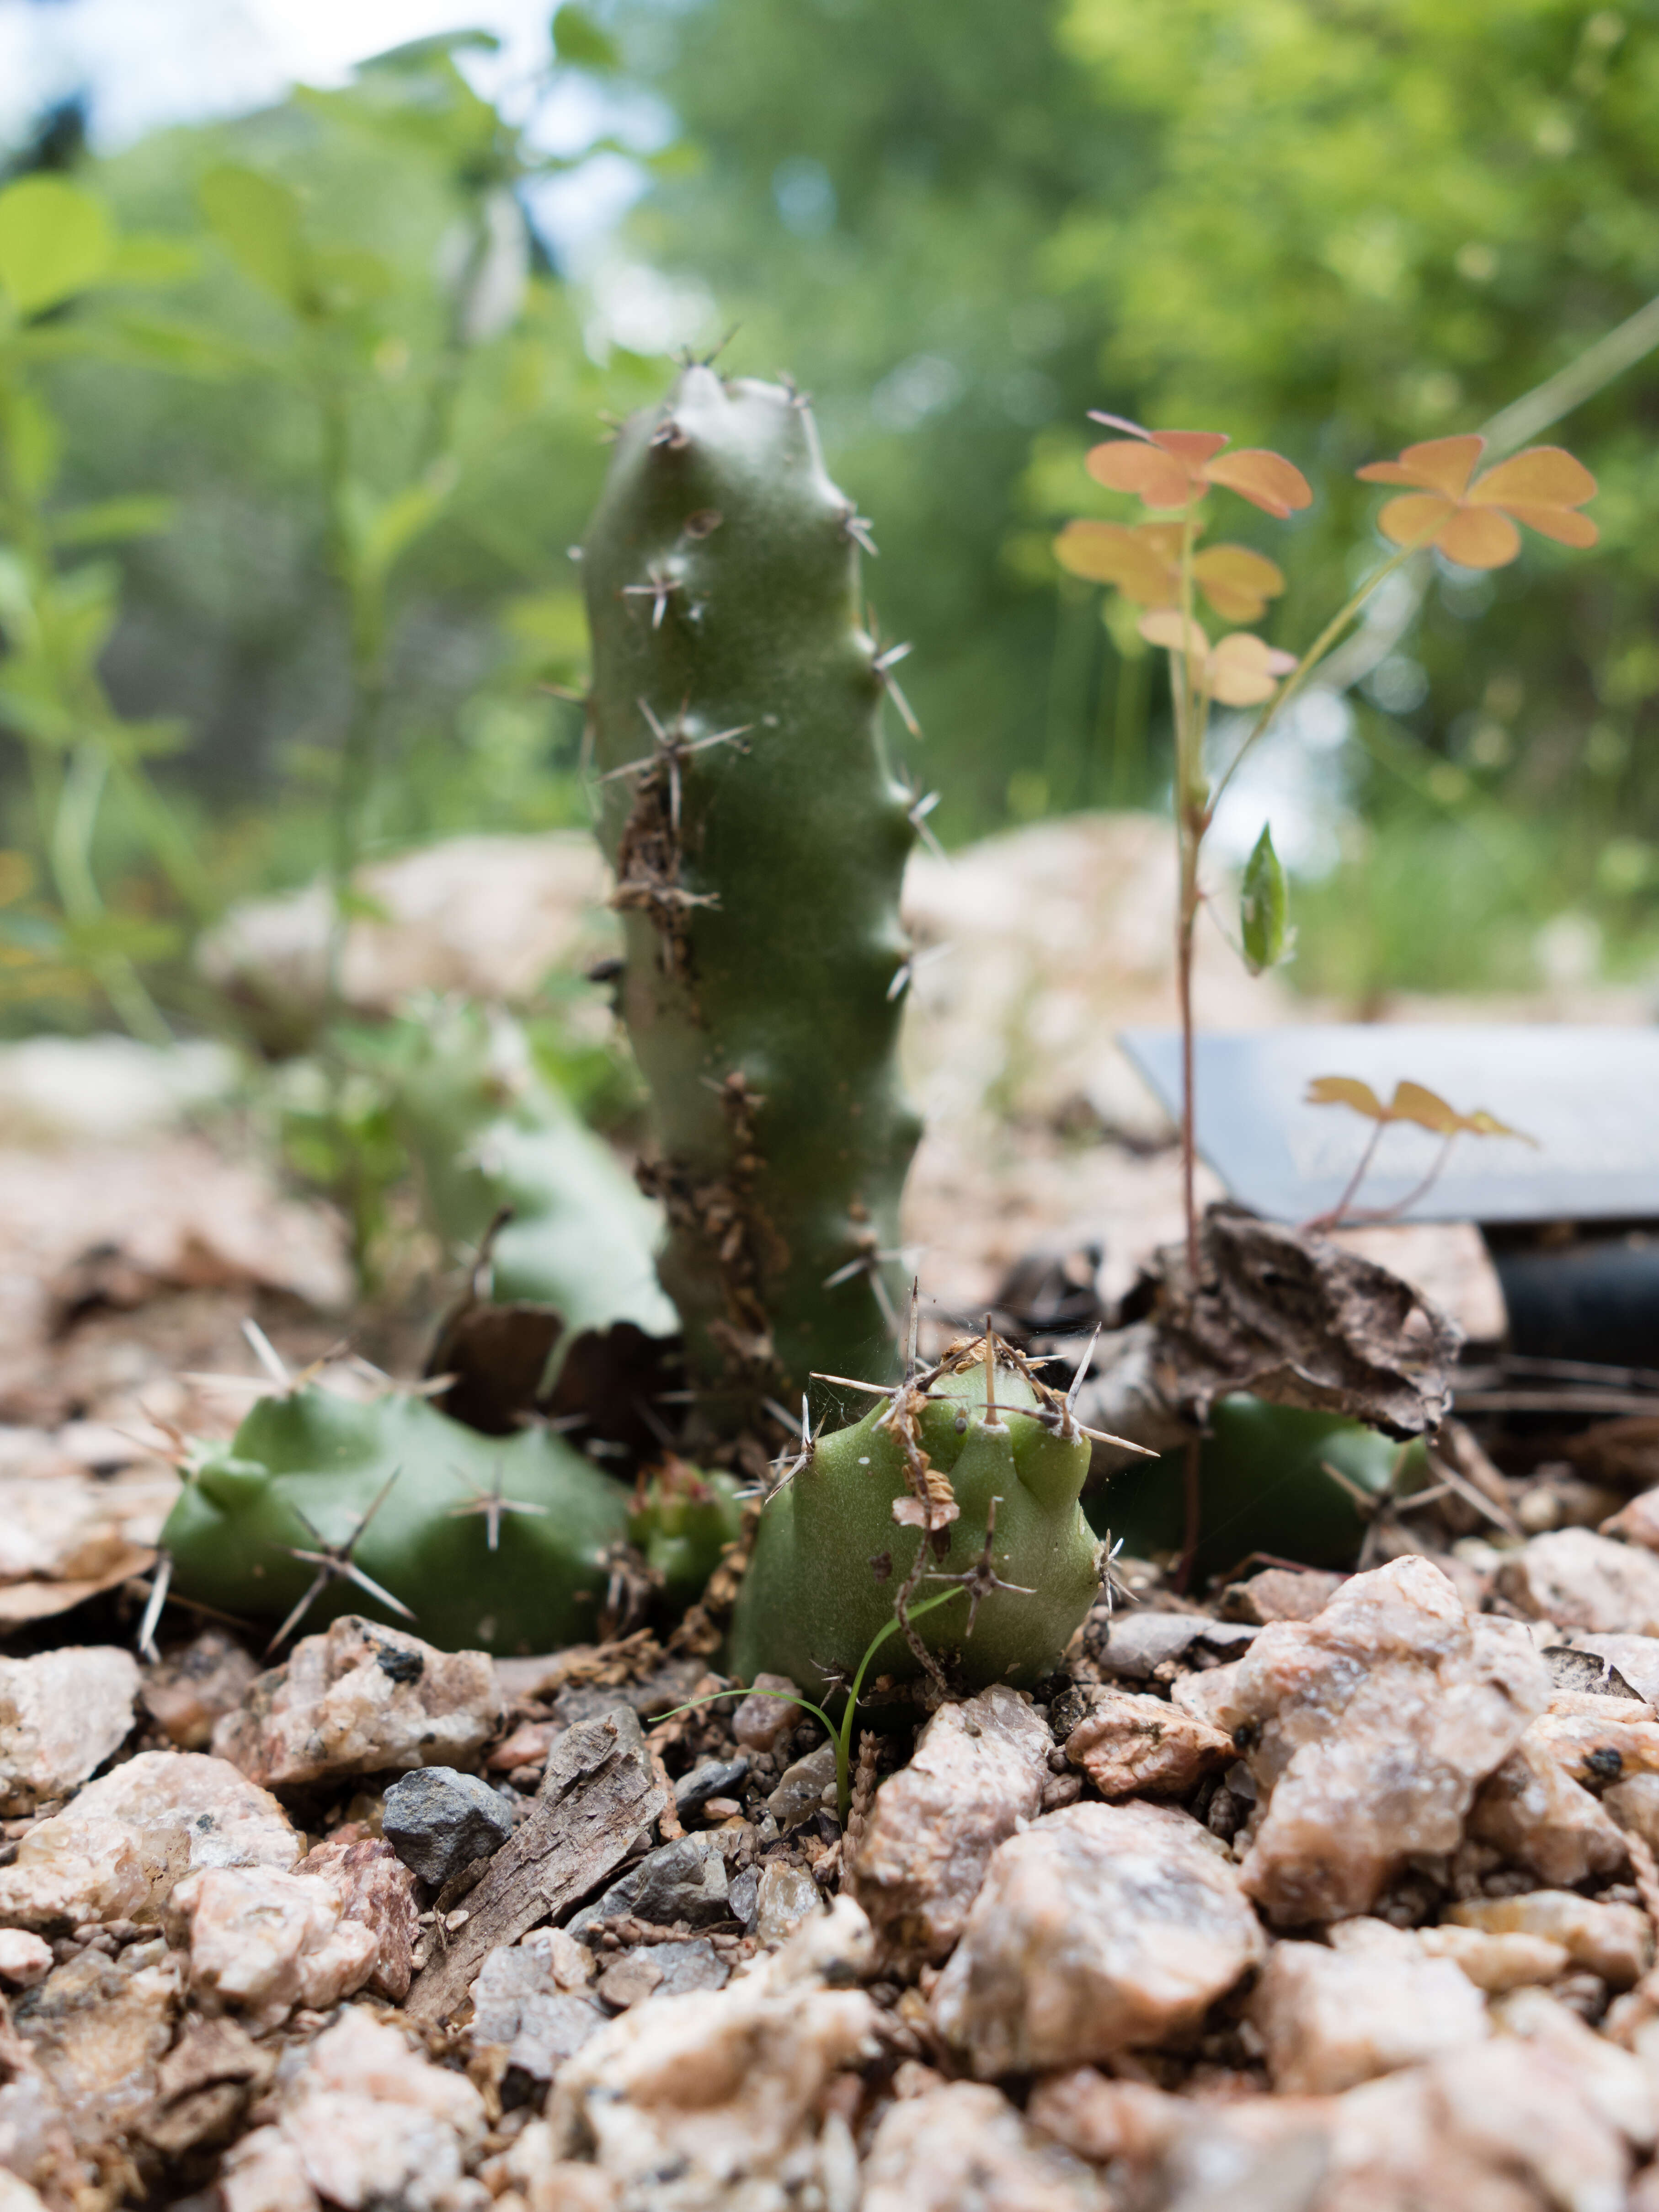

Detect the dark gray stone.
[
  {"left": 470, "top": 1944, "right": 608, "bottom": 2080},
  {"left": 568, "top": 1832, "right": 731, "bottom": 1933},
  {"left": 653, "top": 1938, "right": 730, "bottom": 1995},
  {"left": 382, "top": 1766, "right": 516, "bottom": 1887},
  {"left": 727, "top": 1865, "right": 759, "bottom": 1933},
  {"left": 674, "top": 1755, "right": 750, "bottom": 1818}
]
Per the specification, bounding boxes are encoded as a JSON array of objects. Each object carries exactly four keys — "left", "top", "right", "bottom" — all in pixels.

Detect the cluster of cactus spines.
[
  {"left": 582, "top": 364, "right": 923, "bottom": 1422},
  {"left": 729, "top": 1325, "right": 1119, "bottom": 1698},
  {"left": 384, "top": 1000, "right": 677, "bottom": 1371},
  {"left": 159, "top": 1377, "right": 736, "bottom": 1657}
]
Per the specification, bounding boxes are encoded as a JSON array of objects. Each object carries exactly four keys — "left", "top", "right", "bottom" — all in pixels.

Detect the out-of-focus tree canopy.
[{"left": 613, "top": 0, "right": 1659, "bottom": 981}]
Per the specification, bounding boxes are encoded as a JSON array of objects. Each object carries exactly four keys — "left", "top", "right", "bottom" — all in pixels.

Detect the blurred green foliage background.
[{"left": 2, "top": 0, "right": 1657, "bottom": 1037}]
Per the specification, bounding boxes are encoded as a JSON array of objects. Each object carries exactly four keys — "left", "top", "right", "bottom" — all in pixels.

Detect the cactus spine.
[
  {"left": 730, "top": 1333, "right": 1101, "bottom": 1698},
  {"left": 582, "top": 367, "right": 921, "bottom": 1418}
]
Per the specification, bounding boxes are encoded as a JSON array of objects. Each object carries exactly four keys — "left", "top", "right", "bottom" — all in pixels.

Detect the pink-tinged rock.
[
  {"left": 296, "top": 1836, "right": 419, "bottom": 2003},
  {"left": 1447, "top": 1891, "right": 1652, "bottom": 1987},
  {"left": 1210, "top": 1556, "right": 1550, "bottom": 1925},
  {"left": 1498, "top": 1527, "right": 1659, "bottom": 1635},
  {"left": 1494, "top": 1986, "right": 1656, "bottom": 2149},
  {"left": 221, "top": 2009, "right": 488, "bottom": 2212},
  {"left": 731, "top": 1674, "right": 800, "bottom": 1752},
  {"left": 0, "top": 1750, "right": 298, "bottom": 1929},
  {"left": 0, "top": 1647, "right": 138, "bottom": 1815},
  {"left": 862, "top": 2081, "right": 1106, "bottom": 2212},
  {"left": 485, "top": 1719, "right": 559, "bottom": 1773},
  {"left": 1024, "top": 2070, "right": 1185, "bottom": 2170},
  {"left": 0, "top": 1935, "right": 49, "bottom": 1991},
  {"left": 1530, "top": 1704, "right": 1659, "bottom": 1785},
  {"left": 1062, "top": 1687, "right": 1233, "bottom": 1799},
  {"left": 140, "top": 1629, "right": 259, "bottom": 1750},
  {"left": 849, "top": 1685, "right": 1050, "bottom": 1964},
  {"left": 1251, "top": 1920, "right": 1489, "bottom": 2095},
  {"left": 548, "top": 1898, "right": 877, "bottom": 2199},
  {"left": 212, "top": 1616, "right": 501, "bottom": 1789},
  {"left": 930, "top": 1801, "right": 1264, "bottom": 2077},
  {"left": 168, "top": 1867, "right": 379, "bottom": 2031},
  {"left": 1468, "top": 1728, "right": 1629, "bottom": 1886}
]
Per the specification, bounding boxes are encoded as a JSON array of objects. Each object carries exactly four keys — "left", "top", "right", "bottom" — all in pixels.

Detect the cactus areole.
[
  {"left": 730, "top": 1333, "right": 1102, "bottom": 1699},
  {"left": 582, "top": 367, "right": 921, "bottom": 1422}
]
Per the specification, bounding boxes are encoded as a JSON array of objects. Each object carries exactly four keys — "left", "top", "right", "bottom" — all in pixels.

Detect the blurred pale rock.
[
  {"left": 849, "top": 1684, "right": 1050, "bottom": 1965},
  {"left": 213, "top": 1617, "right": 501, "bottom": 1788},
  {"left": 1469, "top": 1727, "right": 1630, "bottom": 1885},
  {"left": 0, "top": 1647, "right": 138, "bottom": 1815},
  {"left": 1604, "top": 1770, "right": 1659, "bottom": 1852},
  {"left": 0, "top": 1936, "right": 49, "bottom": 1991},
  {"left": 13, "top": 1937, "right": 181, "bottom": 2163},
  {"left": 1251, "top": 1920, "right": 1489, "bottom": 2095},
  {"left": 862, "top": 2081, "right": 1106, "bottom": 2212},
  {"left": 140, "top": 1630, "right": 261, "bottom": 1750},
  {"left": 199, "top": 832, "right": 617, "bottom": 1036},
  {"left": 1061, "top": 1685, "right": 1233, "bottom": 1799},
  {"left": 731, "top": 1674, "right": 801, "bottom": 1752},
  {"left": 0, "top": 1748, "right": 296, "bottom": 1927},
  {"left": 219, "top": 2008, "right": 488, "bottom": 2212},
  {"left": 1210, "top": 1556, "right": 1550, "bottom": 1924},
  {"left": 765, "top": 1743, "right": 838, "bottom": 1828},
  {"left": 0, "top": 1476, "right": 133, "bottom": 1587},
  {"left": 930, "top": 1800, "right": 1264, "bottom": 2076},
  {"left": 1601, "top": 1489, "right": 1659, "bottom": 1551},
  {"left": 1417, "top": 1923, "right": 1571, "bottom": 1992},
  {"left": 1448, "top": 1891, "right": 1652, "bottom": 1987},
  {"left": 547, "top": 1898, "right": 877, "bottom": 2201},
  {"left": 1498, "top": 1528, "right": 1659, "bottom": 1636},
  {"left": 1024, "top": 2069, "right": 1186, "bottom": 2170}
]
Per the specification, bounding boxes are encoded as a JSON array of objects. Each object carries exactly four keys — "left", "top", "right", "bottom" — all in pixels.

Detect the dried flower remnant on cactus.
[{"left": 1355, "top": 435, "right": 1597, "bottom": 569}]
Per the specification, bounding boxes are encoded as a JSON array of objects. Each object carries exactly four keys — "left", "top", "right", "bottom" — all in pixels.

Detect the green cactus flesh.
[
  {"left": 160, "top": 1383, "right": 633, "bottom": 1655},
  {"left": 582, "top": 365, "right": 921, "bottom": 1418},
  {"left": 1088, "top": 1393, "right": 1404, "bottom": 1587},
  {"left": 628, "top": 1456, "right": 746, "bottom": 1609},
  {"left": 384, "top": 1001, "right": 676, "bottom": 1354},
  {"left": 729, "top": 1334, "right": 1100, "bottom": 1700}
]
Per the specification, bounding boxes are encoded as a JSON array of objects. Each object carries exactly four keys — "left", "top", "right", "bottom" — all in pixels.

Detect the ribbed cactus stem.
[
  {"left": 582, "top": 367, "right": 920, "bottom": 1422},
  {"left": 730, "top": 1333, "right": 1103, "bottom": 1698}
]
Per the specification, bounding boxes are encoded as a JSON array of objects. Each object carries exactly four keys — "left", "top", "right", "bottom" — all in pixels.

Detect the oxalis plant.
[
  {"left": 1056, "top": 418, "right": 1598, "bottom": 1577},
  {"left": 1056, "top": 418, "right": 1599, "bottom": 1280}
]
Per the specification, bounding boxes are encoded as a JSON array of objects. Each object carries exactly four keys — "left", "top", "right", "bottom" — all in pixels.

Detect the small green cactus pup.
[
  {"left": 628, "top": 1455, "right": 746, "bottom": 1609},
  {"left": 384, "top": 999, "right": 676, "bottom": 1360},
  {"left": 582, "top": 365, "right": 922, "bottom": 1419},
  {"left": 1090, "top": 1393, "right": 1406, "bottom": 1587},
  {"left": 161, "top": 1381, "right": 632, "bottom": 1655},
  {"left": 729, "top": 1333, "right": 1101, "bottom": 1699}
]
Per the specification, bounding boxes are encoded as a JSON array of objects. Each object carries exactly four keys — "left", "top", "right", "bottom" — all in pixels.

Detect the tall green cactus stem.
[
  {"left": 160, "top": 1383, "right": 633, "bottom": 1656},
  {"left": 582, "top": 368, "right": 921, "bottom": 1418},
  {"left": 729, "top": 1333, "right": 1101, "bottom": 1699}
]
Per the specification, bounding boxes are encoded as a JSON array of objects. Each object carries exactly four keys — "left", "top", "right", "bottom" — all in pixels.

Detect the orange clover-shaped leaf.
[
  {"left": 1055, "top": 522, "right": 1286, "bottom": 622},
  {"left": 1086, "top": 410, "right": 1312, "bottom": 519},
  {"left": 1356, "top": 436, "right": 1596, "bottom": 570},
  {"left": 1138, "top": 611, "right": 1296, "bottom": 706}
]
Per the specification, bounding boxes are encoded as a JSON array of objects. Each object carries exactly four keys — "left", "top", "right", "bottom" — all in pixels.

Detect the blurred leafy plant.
[{"left": 0, "top": 172, "right": 212, "bottom": 1039}]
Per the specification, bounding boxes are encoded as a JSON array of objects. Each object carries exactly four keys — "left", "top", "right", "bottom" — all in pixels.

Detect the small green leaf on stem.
[
  {"left": 1241, "top": 823, "right": 1290, "bottom": 974},
  {"left": 0, "top": 178, "right": 114, "bottom": 317}
]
